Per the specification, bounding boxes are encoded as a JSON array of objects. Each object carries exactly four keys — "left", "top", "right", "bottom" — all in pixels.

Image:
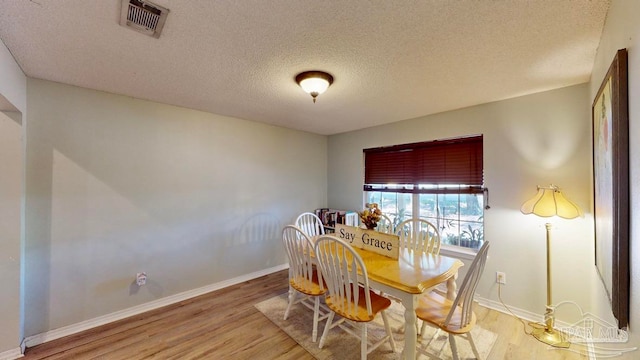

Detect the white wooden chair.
[
  {"left": 389, "top": 218, "right": 441, "bottom": 334},
  {"left": 281, "top": 225, "right": 330, "bottom": 342},
  {"left": 395, "top": 218, "right": 441, "bottom": 255},
  {"left": 376, "top": 213, "right": 394, "bottom": 234},
  {"left": 313, "top": 235, "right": 397, "bottom": 360},
  {"left": 415, "top": 241, "right": 490, "bottom": 360},
  {"left": 295, "top": 212, "right": 325, "bottom": 237},
  {"left": 345, "top": 212, "right": 359, "bottom": 226}
]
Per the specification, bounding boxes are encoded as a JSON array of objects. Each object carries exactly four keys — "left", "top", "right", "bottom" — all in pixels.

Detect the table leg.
[
  {"left": 400, "top": 293, "right": 418, "bottom": 360},
  {"left": 446, "top": 271, "right": 458, "bottom": 300}
]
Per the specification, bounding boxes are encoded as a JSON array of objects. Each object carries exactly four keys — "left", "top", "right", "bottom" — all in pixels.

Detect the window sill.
[{"left": 439, "top": 244, "right": 478, "bottom": 260}]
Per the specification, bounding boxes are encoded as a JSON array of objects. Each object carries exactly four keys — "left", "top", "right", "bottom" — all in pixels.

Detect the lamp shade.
[
  {"left": 295, "top": 71, "right": 333, "bottom": 102},
  {"left": 299, "top": 77, "right": 330, "bottom": 95},
  {"left": 521, "top": 185, "right": 582, "bottom": 219}
]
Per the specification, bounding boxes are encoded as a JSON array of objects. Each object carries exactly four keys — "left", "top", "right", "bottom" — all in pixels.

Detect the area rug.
[{"left": 255, "top": 293, "right": 497, "bottom": 359}]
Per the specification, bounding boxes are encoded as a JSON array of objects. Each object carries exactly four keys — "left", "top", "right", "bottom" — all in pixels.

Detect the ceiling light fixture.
[{"left": 295, "top": 71, "right": 334, "bottom": 103}]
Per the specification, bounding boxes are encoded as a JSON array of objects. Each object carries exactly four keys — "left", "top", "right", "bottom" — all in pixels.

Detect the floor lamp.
[{"left": 520, "top": 184, "right": 582, "bottom": 348}]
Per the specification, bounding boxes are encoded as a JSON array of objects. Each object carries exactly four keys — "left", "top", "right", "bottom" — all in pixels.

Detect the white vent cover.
[{"left": 120, "top": 0, "right": 169, "bottom": 38}]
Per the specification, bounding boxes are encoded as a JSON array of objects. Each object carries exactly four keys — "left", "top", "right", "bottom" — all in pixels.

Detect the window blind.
[{"left": 363, "top": 135, "right": 483, "bottom": 193}]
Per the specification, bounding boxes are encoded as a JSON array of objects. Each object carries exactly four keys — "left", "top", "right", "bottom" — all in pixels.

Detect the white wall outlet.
[
  {"left": 136, "top": 272, "right": 147, "bottom": 286},
  {"left": 496, "top": 271, "right": 506, "bottom": 285}
]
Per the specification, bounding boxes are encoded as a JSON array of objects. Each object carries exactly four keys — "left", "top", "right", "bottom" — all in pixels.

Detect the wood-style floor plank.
[{"left": 22, "top": 270, "right": 588, "bottom": 359}]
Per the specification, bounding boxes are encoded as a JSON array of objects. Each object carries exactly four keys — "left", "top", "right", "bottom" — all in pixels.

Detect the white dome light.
[{"left": 295, "top": 71, "right": 334, "bottom": 103}]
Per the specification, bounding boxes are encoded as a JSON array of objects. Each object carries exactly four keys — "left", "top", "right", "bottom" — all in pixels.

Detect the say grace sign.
[{"left": 334, "top": 224, "right": 399, "bottom": 260}]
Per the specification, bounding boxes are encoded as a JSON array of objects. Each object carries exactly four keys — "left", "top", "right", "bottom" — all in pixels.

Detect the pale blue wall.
[{"left": 23, "top": 79, "right": 328, "bottom": 336}]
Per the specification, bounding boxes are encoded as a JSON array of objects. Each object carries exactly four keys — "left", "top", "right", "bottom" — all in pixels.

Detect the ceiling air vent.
[{"left": 120, "top": 0, "right": 169, "bottom": 38}]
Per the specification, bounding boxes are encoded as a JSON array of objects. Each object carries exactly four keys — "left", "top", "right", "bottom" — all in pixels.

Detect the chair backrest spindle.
[
  {"left": 395, "top": 218, "right": 441, "bottom": 254},
  {"left": 444, "top": 241, "right": 490, "bottom": 328},
  {"left": 376, "top": 213, "right": 394, "bottom": 234},
  {"left": 282, "top": 225, "right": 323, "bottom": 292},
  {"left": 314, "top": 236, "right": 373, "bottom": 318},
  {"left": 296, "top": 212, "right": 325, "bottom": 237}
]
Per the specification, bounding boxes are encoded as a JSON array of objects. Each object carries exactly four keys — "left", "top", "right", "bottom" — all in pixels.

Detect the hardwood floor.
[
  {"left": 473, "top": 306, "right": 588, "bottom": 360},
  {"left": 22, "top": 270, "right": 588, "bottom": 359}
]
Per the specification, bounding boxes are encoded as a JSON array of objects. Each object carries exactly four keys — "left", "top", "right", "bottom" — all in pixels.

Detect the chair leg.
[
  {"left": 312, "top": 296, "right": 320, "bottom": 342},
  {"left": 319, "top": 312, "right": 335, "bottom": 349},
  {"left": 380, "top": 310, "right": 397, "bottom": 352},
  {"left": 467, "top": 332, "right": 481, "bottom": 359},
  {"left": 448, "top": 334, "right": 459, "bottom": 360},
  {"left": 361, "top": 322, "right": 367, "bottom": 360},
  {"left": 284, "top": 290, "right": 297, "bottom": 320},
  {"left": 380, "top": 291, "right": 406, "bottom": 335}
]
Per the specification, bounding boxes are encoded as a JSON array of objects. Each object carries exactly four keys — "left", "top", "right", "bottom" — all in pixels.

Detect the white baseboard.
[
  {"left": 476, "top": 295, "right": 541, "bottom": 323},
  {"left": 24, "top": 264, "right": 288, "bottom": 348},
  {"left": 476, "top": 295, "right": 572, "bottom": 329},
  {"left": 0, "top": 348, "right": 23, "bottom": 360}
]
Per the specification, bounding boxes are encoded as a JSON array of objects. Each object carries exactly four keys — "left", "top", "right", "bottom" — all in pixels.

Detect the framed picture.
[{"left": 592, "top": 48, "right": 629, "bottom": 329}]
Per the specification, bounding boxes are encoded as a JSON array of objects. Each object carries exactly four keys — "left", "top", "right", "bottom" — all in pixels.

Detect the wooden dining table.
[
  {"left": 356, "top": 246, "right": 463, "bottom": 359},
  {"left": 312, "top": 234, "right": 464, "bottom": 360}
]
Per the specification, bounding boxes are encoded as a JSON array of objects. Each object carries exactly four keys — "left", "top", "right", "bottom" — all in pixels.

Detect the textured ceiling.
[{"left": 0, "top": 0, "right": 610, "bottom": 135}]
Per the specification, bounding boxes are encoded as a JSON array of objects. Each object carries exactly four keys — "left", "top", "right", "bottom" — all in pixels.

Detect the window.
[{"left": 363, "top": 135, "right": 485, "bottom": 250}]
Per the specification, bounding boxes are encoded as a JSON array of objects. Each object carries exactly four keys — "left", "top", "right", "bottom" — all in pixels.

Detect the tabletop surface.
[
  {"left": 353, "top": 246, "right": 464, "bottom": 294},
  {"left": 313, "top": 234, "right": 464, "bottom": 294}
]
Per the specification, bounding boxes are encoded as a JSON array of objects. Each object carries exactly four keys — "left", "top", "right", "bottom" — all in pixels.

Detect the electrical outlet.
[
  {"left": 136, "top": 272, "right": 147, "bottom": 286},
  {"left": 496, "top": 271, "right": 506, "bottom": 285}
]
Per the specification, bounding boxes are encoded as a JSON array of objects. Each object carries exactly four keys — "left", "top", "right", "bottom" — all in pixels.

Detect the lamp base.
[{"left": 530, "top": 322, "right": 570, "bottom": 348}]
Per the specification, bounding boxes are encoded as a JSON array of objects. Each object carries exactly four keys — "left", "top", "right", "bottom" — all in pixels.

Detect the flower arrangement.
[{"left": 359, "top": 203, "right": 382, "bottom": 230}]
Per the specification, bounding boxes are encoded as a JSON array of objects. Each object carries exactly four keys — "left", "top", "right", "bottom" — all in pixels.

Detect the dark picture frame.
[{"left": 592, "top": 48, "right": 629, "bottom": 329}]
